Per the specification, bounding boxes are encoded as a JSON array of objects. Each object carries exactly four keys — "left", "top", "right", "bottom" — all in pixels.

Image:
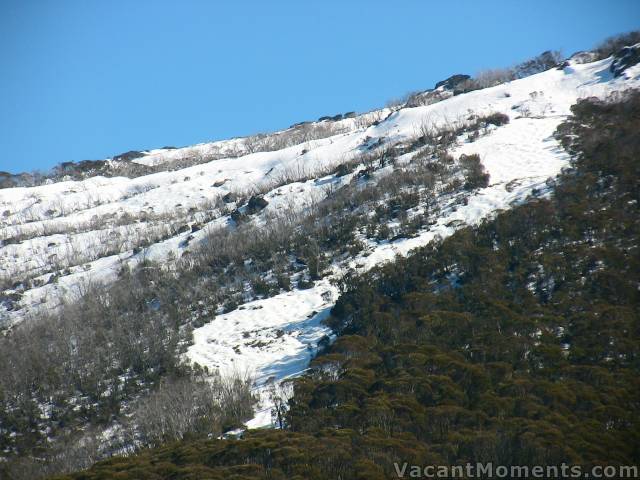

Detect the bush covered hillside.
[{"left": 46, "top": 89, "right": 640, "bottom": 479}]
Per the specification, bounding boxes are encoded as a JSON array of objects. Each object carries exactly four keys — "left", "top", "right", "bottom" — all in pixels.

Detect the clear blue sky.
[{"left": 1, "top": 0, "right": 638, "bottom": 173}]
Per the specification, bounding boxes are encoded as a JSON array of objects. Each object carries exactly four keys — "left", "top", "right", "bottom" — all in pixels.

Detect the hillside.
[
  {"left": 1, "top": 35, "right": 639, "bottom": 478},
  {"left": 50, "top": 66, "right": 640, "bottom": 480}
]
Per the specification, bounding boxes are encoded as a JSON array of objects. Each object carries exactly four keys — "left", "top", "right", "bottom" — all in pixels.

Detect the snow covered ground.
[{"left": 2, "top": 54, "right": 639, "bottom": 427}]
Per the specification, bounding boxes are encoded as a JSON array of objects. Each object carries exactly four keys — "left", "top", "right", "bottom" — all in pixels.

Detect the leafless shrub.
[
  {"left": 131, "top": 371, "right": 254, "bottom": 447},
  {"left": 474, "top": 68, "right": 516, "bottom": 88},
  {"left": 411, "top": 90, "right": 453, "bottom": 108},
  {"left": 267, "top": 379, "right": 294, "bottom": 429},
  {"left": 242, "top": 122, "right": 346, "bottom": 155},
  {"left": 1, "top": 427, "right": 102, "bottom": 480},
  {"left": 449, "top": 50, "right": 564, "bottom": 95},
  {"left": 354, "top": 110, "right": 386, "bottom": 128}
]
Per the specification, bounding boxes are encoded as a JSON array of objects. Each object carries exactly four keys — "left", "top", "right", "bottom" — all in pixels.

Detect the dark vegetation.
[
  {"left": 610, "top": 43, "right": 640, "bottom": 78},
  {"left": 459, "top": 153, "right": 490, "bottom": 190},
  {"left": 45, "top": 89, "right": 640, "bottom": 478}
]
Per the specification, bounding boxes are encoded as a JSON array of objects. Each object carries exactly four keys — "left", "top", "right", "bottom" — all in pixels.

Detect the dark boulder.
[
  {"left": 112, "top": 150, "right": 145, "bottom": 162},
  {"left": 435, "top": 74, "right": 470, "bottom": 91},
  {"left": 290, "top": 121, "right": 311, "bottom": 128},
  {"left": 610, "top": 43, "right": 640, "bottom": 77}
]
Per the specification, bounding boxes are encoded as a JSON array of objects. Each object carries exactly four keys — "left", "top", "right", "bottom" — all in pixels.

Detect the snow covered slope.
[{"left": 1, "top": 55, "right": 639, "bottom": 429}]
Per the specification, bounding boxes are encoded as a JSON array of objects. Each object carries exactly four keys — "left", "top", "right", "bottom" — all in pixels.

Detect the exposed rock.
[
  {"left": 610, "top": 43, "right": 640, "bottom": 77},
  {"left": 435, "top": 74, "right": 470, "bottom": 91},
  {"left": 318, "top": 113, "right": 345, "bottom": 122},
  {"left": 289, "top": 121, "right": 312, "bottom": 128},
  {"left": 112, "top": 150, "right": 145, "bottom": 162},
  {"left": 514, "top": 50, "right": 562, "bottom": 78}
]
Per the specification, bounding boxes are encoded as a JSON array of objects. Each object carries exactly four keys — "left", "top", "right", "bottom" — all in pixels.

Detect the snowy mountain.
[{"left": 1, "top": 40, "right": 639, "bottom": 477}]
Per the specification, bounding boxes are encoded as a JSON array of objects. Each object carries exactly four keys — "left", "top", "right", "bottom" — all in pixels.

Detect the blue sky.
[{"left": 1, "top": 0, "right": 638, "bottom": 174}]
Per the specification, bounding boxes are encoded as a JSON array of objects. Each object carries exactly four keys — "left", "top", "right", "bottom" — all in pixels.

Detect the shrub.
[
  {"left": 484, "top": 112, "right": 510, "bottom": 126},
  {"left": 245, "top": 195, "right": 269, "bottom": 215},
  {"left": 252, "top": 277, "right": 271, "bottom": 297},
  {"left": 222, "top": 298, "right": 239, "bottom": 313},
  {"left": 333, "top": 162, "right": 355, "bottom": 177},
  {"left": 276, "top": 273, "right": 292, "bottom": 291},
  {"left": 459, "top": 153, "right": 490, "bottom": 190}
]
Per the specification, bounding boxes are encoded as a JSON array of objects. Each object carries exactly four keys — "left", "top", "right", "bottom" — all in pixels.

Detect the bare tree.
[{"left": 268, "top": 379, "right": 294, "bottom": 429}]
